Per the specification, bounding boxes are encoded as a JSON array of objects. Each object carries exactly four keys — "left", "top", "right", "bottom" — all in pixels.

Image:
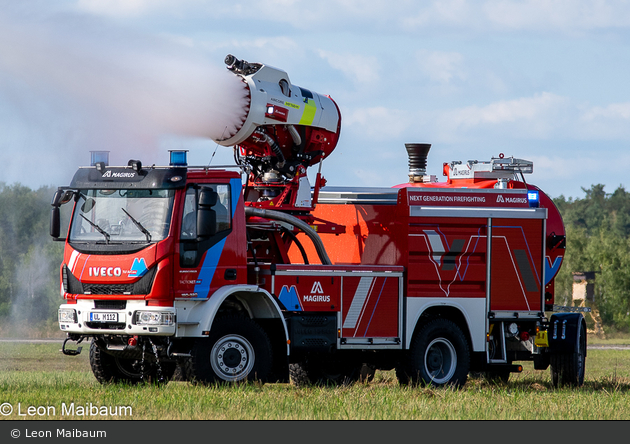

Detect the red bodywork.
[{"left": 281, "top": 176, "right": 564, "bottom": 314}]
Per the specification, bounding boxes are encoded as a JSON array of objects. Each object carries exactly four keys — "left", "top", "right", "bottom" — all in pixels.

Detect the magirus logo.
[
  {"left": 101, "top": 170, "right": 136, "bottom": 178},
  {"left": 310, "top": 281, "right": 324, "bottom": 293}
]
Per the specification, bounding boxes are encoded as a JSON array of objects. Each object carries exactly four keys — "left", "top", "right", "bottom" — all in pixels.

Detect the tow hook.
[{"left": 62, "top": 335, "right": 85, "bottom": 356}]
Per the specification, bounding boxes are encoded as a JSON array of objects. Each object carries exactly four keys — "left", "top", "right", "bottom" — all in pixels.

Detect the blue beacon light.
[
  {"left": 527, "top": 190, "right": 540, "bottom": 208},
  {"left": 169, "top": 150, "right": 188, "bottom": 167}
]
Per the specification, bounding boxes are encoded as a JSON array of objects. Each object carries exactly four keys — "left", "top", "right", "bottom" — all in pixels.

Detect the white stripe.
[
  {"left": 343, "top": 277, "right": 374, "bottom": 329},
  {"left": 68, "top": 250, "right": 80, "bottom": 273}
]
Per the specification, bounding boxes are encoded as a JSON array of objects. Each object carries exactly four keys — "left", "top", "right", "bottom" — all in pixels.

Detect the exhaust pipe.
[{"left": 405, "top": 143, "right": 431, "bottom": 183}]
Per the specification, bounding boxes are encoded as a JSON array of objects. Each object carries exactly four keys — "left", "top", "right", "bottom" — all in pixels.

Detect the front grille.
[
  {"left": 84, "top": 284, "right": 134, "bottom": 295},
  {"left": 64, "top": 266, "right": 156, "bottom": 295},
  {"left": 94, "top": 300, "right": 127, "bottom": 310}
]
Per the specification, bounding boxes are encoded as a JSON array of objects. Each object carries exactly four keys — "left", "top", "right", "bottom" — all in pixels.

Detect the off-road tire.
[
  {"left": 550, "top": 323, "right": 586, "bottom": 388},
  {"left": 89, "top": 341, "right": 175, "bottom": 385},
  {"left": 397, "top": 318, "right": 470, "bottom": 388}
]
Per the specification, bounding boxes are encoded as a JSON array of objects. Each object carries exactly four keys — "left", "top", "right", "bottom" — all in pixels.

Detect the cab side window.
[
  {"left": 180, "top": 184, "right": 231, "bottom": 239},
  {"left": 181, "top": 187, "right": 197, "bottom": 240},
  {"left": 213, "top": 184, "right": 231, "bottom": 233},
  {"left": 179, "top": 184, "right": 232, "bottom": 268}
]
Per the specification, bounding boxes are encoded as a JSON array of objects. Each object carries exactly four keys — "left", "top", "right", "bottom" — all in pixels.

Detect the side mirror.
[
  {"left": 50, "top": 206, "right": 61, "bottom": 239},
  {"left": 51, "top": 189, "right": 74, "bottom": 207},
  {"left": 196, "top": 187, "right": 218, "bottom": 238},
  {"left": 197, "top": 208, "right": 216, "bottom": 238},
  {"left": 198, "top": 187, "right": 217, "bottom": 207},
  {"left": 50, "top": 189, "right": 73, "bottom": 241}
]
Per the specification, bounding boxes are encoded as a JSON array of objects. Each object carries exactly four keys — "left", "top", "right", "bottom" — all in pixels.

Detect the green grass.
[{"left": 1, "top": 341, "right": 630, "bottom": 420}]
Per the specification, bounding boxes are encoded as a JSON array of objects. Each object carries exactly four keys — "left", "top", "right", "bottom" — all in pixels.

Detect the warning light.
[
  {"left": 527, "top": 190, "right": 540, "bottom": 208},
  {"left": 169, "top": 150, "right": 188, "bottom": 167},
  {"left": 90, "top": 151, "right": 109, "bottom": 166}
]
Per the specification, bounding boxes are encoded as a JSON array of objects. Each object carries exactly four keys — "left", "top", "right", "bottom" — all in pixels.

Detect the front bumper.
[{"left": 59, "top": 300, "right": 176, "bottom": 336}]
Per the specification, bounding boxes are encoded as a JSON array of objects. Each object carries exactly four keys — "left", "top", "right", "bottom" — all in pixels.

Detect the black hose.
[
  {"left": 282, "top": 227, "right": 309, "bottom": 264},
  {"left": 244, "top": 206, "right": 331, "bottom": 265}
]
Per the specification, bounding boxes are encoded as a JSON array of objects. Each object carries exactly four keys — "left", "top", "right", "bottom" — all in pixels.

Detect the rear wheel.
[
  {"left": 397, "top": 318, "right": 470, "bottom": 388},
  {"left": 189, "top": 315, "right": 273, "bottom": 384}
]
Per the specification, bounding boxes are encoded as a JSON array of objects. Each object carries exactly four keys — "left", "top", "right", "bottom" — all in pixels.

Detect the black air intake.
[{"left": 405, "top": 143, "right": 431, "bottom": 182}]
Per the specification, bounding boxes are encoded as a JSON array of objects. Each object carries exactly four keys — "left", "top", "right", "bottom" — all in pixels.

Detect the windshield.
[{"left": 69, "top": 189, "right": 175, "bottom": 243}]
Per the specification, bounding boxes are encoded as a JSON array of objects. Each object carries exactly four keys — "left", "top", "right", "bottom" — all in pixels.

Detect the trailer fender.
[
  {"left": 548, "top": 313, "right": 586, "bottom": 355},
  {"left": 176, "top": 285, "right": 289, "bottom": 355}
]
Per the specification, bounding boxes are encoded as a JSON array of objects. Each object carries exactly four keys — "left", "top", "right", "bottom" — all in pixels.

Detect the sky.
[{"left": 1, "top": 0, "right": 630, "bottom": 200}]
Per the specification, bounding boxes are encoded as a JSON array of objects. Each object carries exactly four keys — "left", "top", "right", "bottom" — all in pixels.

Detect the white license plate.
[{"left": 89, "top": 312, "right": 118, "bottom": 322}]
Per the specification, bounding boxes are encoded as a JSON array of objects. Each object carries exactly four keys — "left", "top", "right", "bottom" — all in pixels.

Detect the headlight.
[
  {"left": 134, "top": 311, "right": 174, "bottom": 326},
  {"left": 58, "top": 308, "right": 77, "bottom": 323}
]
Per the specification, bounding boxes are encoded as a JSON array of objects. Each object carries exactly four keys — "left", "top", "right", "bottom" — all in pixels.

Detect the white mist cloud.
[{"left": 0, "top": 8, "right": 249, "bottom": 168}]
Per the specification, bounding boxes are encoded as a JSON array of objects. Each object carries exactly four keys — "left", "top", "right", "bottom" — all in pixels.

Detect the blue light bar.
[
  {"left": 90, "top": 151, "right": 109, "bottom": 166},
  {"left": 169, "top": 150, "right": 188, "bottom": 167},
  {"left": 527, "top": 190, "right": 540, "bottom": 208}
]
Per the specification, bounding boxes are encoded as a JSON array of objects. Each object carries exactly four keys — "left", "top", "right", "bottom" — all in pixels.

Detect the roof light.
[
  {"left": 90, "top": 151, "right": 109, "bottom": 166},
  {"left": 169, "top": 150, "right": 188, "bottom": 167},
  {"left": 128, "top": 159, "right": 142, "bottom": 171},
  {"left": 527, "top": 190, "right": 540, "bottom": 208}
]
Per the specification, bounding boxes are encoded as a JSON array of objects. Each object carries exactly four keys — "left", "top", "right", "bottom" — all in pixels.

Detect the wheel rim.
[
  {"left": 210, "top": 334, "right": 255, "bottom": 382},
  {"left": 423, "top": 338, "right": 457, "bottom": 384}
]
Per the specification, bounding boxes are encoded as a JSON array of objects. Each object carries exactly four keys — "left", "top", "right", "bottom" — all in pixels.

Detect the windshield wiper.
[
  {"left": 122, "top": 208, "right": 152, "bottom": 242},
  {"left": 80, "top": 214, "right": 110, "bottom": 243}
]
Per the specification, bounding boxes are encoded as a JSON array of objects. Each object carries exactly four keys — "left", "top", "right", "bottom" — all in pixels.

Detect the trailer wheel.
[
  {"left": 550, "top": 323, "right": 586, "bottom": 388},
  {"left": 89, "top": 341, "right": 175, "bottom": 385},
  {"left": 189, "top": 315, "right": 272, "bottom": 384},
  {"left": 398, "top": 318, "right": 470, "bottom": 388}
]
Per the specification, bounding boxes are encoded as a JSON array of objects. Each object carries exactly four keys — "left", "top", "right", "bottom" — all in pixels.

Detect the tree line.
[
  {"left": 0, "top": 182, "right": 64, "bottom": 330},
  {"left": 553, "top": 184, "right": 630, "bottom": 333},
  {"left": 0, "top": 182, "right": 629, "bottom": 333}
]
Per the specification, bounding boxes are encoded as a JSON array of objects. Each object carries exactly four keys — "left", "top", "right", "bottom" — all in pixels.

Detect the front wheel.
[
  {"left": 189, "top": 315, "right": 273, "bottom": 384},
  {"left": 89, "top": 342, "right": 175, "bottom": 385},
  {"left": 397, "top": 318, "right": 470, "bottom": 388}
]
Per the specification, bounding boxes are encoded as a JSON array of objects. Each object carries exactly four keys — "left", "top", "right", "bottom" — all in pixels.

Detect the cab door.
[{"left": 174, "top": 178, "right": 246, "bottom": 300}]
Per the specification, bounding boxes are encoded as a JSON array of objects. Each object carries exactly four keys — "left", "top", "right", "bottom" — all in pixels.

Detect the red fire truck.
[{"left": 51, "top": 55, "right": 586, "bottom": 388}]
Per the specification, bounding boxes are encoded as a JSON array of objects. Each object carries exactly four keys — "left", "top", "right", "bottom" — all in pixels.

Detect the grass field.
[{"left": 1, "top": 340, "right": 630, "bottom": 420}]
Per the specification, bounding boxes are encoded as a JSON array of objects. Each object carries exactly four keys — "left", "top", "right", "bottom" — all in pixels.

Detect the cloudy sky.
[{"left": 1, "top": 0, "right": 630, "bottom": 199}]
